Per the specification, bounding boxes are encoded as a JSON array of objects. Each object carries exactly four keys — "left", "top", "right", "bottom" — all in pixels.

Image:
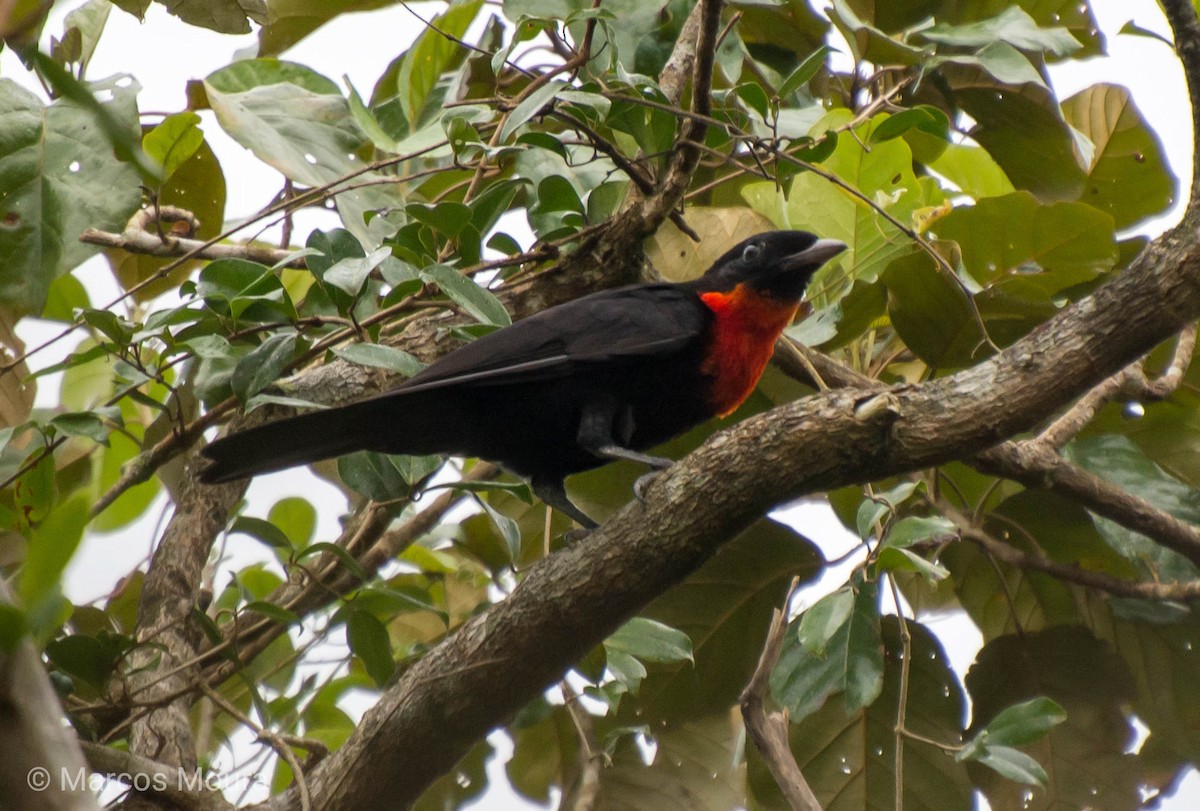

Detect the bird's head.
[{"left": 700, "top": 230, "right": 846, "bottom": 301}]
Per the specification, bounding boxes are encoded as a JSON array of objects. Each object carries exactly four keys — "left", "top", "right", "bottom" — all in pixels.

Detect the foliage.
[{"left": 0, "top": 0, "right": 1196, "bottom": 808}]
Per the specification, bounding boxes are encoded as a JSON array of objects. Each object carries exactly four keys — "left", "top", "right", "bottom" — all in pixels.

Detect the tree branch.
[
  {"left": 937, "top": 503, "right": 1200, "bottom": 601},
  {"left": 740, "top": 605, "right": 822, "bottom": 811},
  {"left": 0, "top": 580, "right": 98, "bottom": 811},
  {"left": 79, "top": 742, "right": 233, "bottom": 811}
]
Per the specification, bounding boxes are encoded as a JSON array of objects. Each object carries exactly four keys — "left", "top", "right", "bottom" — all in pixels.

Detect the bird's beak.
[{"left": 782, "top": 237, "right": 847, "bottom": 272}]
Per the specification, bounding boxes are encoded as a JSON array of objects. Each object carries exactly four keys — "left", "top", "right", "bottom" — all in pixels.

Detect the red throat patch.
[{"left": 699, "top": 284, "right": 802, "bottom": 417}]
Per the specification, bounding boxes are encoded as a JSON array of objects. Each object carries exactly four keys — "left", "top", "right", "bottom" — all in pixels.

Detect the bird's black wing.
[
  {"left": 198, "top": 283, "right": 709, "bottom": 484},
  {"left": 375, "top": 283, "right": 710, "bottom": 396}
]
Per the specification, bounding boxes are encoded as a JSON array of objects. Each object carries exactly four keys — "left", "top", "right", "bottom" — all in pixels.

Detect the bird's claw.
[
  {"left": 633, "top": 470, "right": 662, "bottom": 502},
  {"left": 563, "top": 527, "right": 593, "bottom": 544}
]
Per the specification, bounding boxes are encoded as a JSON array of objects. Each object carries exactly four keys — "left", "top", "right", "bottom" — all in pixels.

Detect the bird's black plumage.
[{"left": 199, "top": 230, "right": 845, "bottom": 527}]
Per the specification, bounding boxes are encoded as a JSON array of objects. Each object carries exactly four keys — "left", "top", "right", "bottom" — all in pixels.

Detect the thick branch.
[
  {"left": 280, "top": 199, "right": 1200, "bottom": 811},
  {"left": 80, "top": 742, "right": 232, "bottom": 811},
  {"left": 1160, "top": 0, "right": 1200, "bottom": 204},
  {"left": 0, "top": 581, "right": 98, "bottom": 811}
]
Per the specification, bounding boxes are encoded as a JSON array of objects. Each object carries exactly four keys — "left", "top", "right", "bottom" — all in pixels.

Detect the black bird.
[{"left": 199, "top": 231, "right": 845, "bottom": 528}]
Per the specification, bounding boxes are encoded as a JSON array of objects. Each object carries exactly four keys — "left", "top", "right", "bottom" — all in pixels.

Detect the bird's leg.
[
  {"left": 577, "top": 405, "right": 674, "bottom": 470},
  {"left": 531, "top": 475, "right": 598, "bottom": 533},
  {"left": 578, "top": 404, "right": 673, "bottom": 504}
]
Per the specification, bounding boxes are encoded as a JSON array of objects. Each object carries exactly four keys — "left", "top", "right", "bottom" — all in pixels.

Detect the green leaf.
[
  {"left": 321, "top": 247, "right": 392, "bottom": 297},
  {"left": 204, "top": 60, "right": 398, "bottom": 245},
  {"left": 935, "top": 41, "right": 1047, "bottom": 88},
  {"left": 869, "top": 106, "right": 949, "bottom": 144},
  {"left": 777, "top": 45, "right": 830, "bottom": 97},
  {"left": 473, "top": 493, "right": 522, "bottom": 564},
  {"left": 796, "top": 588, "right": 853, "bottom": 656},
  {"left": 965, "top": 626, "right": 1141, "bottom": 809},
  {"left": 45, "top": 634, "right": 123, "bottom": 688},
  {"left": 244, "top": 600, "right": 301, "bottom": 626},
  {"left": 337, "top": 451, "right": 411, "bottom": 501},
  {"left": 875, "top": 546, "right": 950, "bottom": 583},
  {"left": 882, "top": 247, "right": 984, "bottom": 369},
  {"left": 156, "top": 0, "right": 253, "bottom": 33},
  {"left": 976, "top": 697, "right": 1068, "bottom": 749},
  {"left": 772, "top": 576, "right": 883, "bottom": 721},
  {"left": 0, "top": 78, "right": 141, "bottom": 315},
  {"left": 621, "top": 519, "right": 822, "bottom": 721},
  {"left": 346, "top": 609, "right": 395, "bottom": 687},
  {"left": 936, "top": 191, "right": 1117, "bottom": 289},
  {"left": 268, "top": 497, "right": 316, "bottom": 548},
  {"left": 231, "top": 332, "right": 298, "bottom": 404},
  {"left": 1060, "top": 83, "right": 1178, "bottom": 230},
  {"left": 196, "top": 259, "right": 295, "bottom": 322},
  {"left": 58, "top": 0, "right": 111, "bottom": 71},
  {"left": 49, "top": 410, "right": 113, "bottom": 444},
  {"left": 21, "top": 493, "right": 89, "bottom": 607},
  {"left": 1063, "top": 434, "right": 1200, "bottom": 580},
  {"left": 971, "top": 745, "right": 1049, "bottom": 786},
  {"left": 333, "top": 343, "right": 426, "bottom": 377},
  {"left": 921, "top": 7, "right": 1081, "bottom": 56},
  {"left": 500, "top": 80, "right": 565, "bottom": 142},
  {"left": 605, "top": 617, "right": 693, "bottom": 665},
  {"left": 419, "top": 265, "right": 510, "bottom": 326},
  {"left": 749, "top": 618, "right": 972, "bottom": 810},
  {"left": 0, "top": 603, "right": 28, "bottom": 653},
  {"left": 231, "top": 516, "right": 294, "bottom": 551},
  {"left": 885, "top": 515, "right": 957, "bottom": 548},
  {"left": 829, "top": 0, "right": 931, "bottom": 66},
  {"left": 954, "top": 81, "right": 1085, "bottom": 202},
  {"left": 395, "top": 0, "right": 484, "bottom": 125},
  {"left": 928, "top": 142, "right": 1015, "bottom": 201},
  {"left": 142, "top": 111, "right": 204, "bottom": 183}
]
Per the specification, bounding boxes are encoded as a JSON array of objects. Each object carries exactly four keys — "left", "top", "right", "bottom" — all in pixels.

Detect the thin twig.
[{"left": 739, "top": 587, "right": 822, "bottom": 811}]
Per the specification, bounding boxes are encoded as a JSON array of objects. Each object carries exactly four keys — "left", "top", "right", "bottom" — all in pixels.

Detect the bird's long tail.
[{"left": 198, "top": 399, "right": 401, "bottom": 484}]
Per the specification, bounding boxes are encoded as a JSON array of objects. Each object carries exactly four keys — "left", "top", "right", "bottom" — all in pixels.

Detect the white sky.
[{"left": 2, "top": 0, "right": 1198, "bottom": 807}]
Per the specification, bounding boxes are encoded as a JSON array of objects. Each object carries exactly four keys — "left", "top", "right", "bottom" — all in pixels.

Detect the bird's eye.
[{"left": 742, "top": 243, "right": 762, "bottom": 262}]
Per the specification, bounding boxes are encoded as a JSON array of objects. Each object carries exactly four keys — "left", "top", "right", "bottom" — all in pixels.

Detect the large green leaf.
[
  {"left": 505, "top": 701, "right": 580, "bottom": 805},
  {"left": 944, "top": 0, "right": 1105, "bottom": 57},
  {"left": 258, "top": 0, "right": 395, "bottom": 56},
  {"left": 750, "top": 619, "right": 972, "bottom": 811},
  {"left": 951, "top": 77, "right": 1086, "bottom": 203},
  {"left": 0, "top": 78, "right": 141, "bottom": 315},
  {"left": 927, "top": 142, "right": 1015, "bottom": 201},
  {"left": 1060, "top": 83, "right": 1178, "bottom": 230},
  {"left": 625, "top": 520, "right": 822, "bottom": 721},
  {"left": 579, "top": 713, "right": 745, "bottom": 811},
  {"left": 934, "top": 191, "right": 1117, "bottom": 290},
  {"left": 946, "top": 489, "right": 1137, "bottom": 639},
  {"left": 920, "top": 7, "right": 1081, "bottom": 56},
  {"left": 204, "top": 60, "right": 402, "bottom": 244},
  {"left": 966, "top": 626, "right": 1141, "bottom": 811},
  {"left": 744, "top": 111, "right": 943, "bottom": 303},
  {"left": 881, "top": 246, "right": 983, "bottom": 369},
  {"left": 367, "top": 0, "right": 485, "bottom": 135},
  {"left": 1063, "top": 434, "right": 1200, "bottom": 582},
  {"left": 1092, "top": 609, "right": 1200, "bottom": 787},
  {"left": 156, "top": 0, "right": 260, "bottom": 33}
]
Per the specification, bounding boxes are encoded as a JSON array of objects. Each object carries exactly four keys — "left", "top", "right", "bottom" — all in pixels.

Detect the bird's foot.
[
  {"left": 633, "top": 469, "right": 664, "bottom": 502},
  {"left": 563, "top": 527, "right": 593, "bottom": 544}
]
